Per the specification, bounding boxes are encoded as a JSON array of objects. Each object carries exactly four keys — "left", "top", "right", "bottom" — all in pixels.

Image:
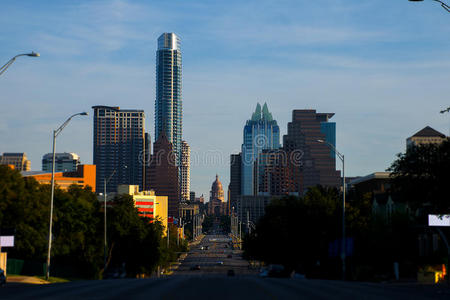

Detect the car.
[
  {"left": 217, "top": 261, "right": 224, "bottom": 265},
  {"left": 227, "top": 269, "right": 235, "bottom": 277},
  {"left": 266, "top": 264, "right": 290, "bottom": 278},
  {"left": 190, "top": 265, "right": 201, "bottom": 270}
]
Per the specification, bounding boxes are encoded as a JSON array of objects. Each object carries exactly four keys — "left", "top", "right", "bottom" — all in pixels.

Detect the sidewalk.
[
  {"left": 7, "top": 275, "right": 49, "bottom": 285},
  {"left": 188, "top": 234, "right": 205, "bottom": 247}
]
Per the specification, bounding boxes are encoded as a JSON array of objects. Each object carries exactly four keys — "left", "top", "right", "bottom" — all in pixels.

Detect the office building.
[
  {"left": 229, "top": 153, "right": 242, "bottom": 210},
  {"left": 22, "top": 165, "right": 96, "bottom": 192},
  {"left": 190, "top": 191, "right": 196, "bottom": 202},
  {"left": 283, "top": 109, "right": 340, "bottom": 194},
  {"left": 0, "top": 152, "right": 31, "bottom": 171},
  {"left": 180, "top": 140, "right": 190, "bottom": 202},
  {"left": 92, "top": 105, "right": 145, "bottom": 193},
  {"left": 179, "top": 202, "right": 200, "bottom": 220},
  {"left": 117, "top": 185, "right": 168, "bottom": 234},
  {"left": 42, "top": 152, "right": 80, "bottom": 172},
  {"left": 155, "top": 33, "right": 182, "bottom": 164},
  {"left": 255, "top": 149, "right": 298, "bottom": 196},
  {"left": 236, "top": 195, "right": 273, "bottom": 231},
  {"left": 241, "top": 103, "right": 280, "bottom": 195},
  {"left": 406, "top": 126, "right": 446, "bottom": 149},
  {"left": 145, "top": 131, "right": 179, "bottom": 218}
]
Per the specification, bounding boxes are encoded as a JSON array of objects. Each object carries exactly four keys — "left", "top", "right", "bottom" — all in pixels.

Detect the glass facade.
[
  {"left": 241, "top": 103, "right": 280, "bottom": 195},
  {"left": 155, "top": 33, "right": 182, "bottom": 164},
  {"left": 320, "top": 122, "right": 336, "bottom": 159}
]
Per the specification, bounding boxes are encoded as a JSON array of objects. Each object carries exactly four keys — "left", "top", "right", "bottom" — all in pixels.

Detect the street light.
[
  {"left": 103, "top": 169, "right": 116, "bottom": 275},
  {"left": 440, "top": 107, "right": 450, "bottom": 114},
  {"left": 0, "top": 52, "right": 40, "bottom": 76},
  {"left": 46, "top": 112, "right": 88, "bottom": 280},
  {"left": 317, "top": 139, "right": 346, "bottom": 280},
  {"left": 409, "top": 0, "right": 450, "bottom": 12}
]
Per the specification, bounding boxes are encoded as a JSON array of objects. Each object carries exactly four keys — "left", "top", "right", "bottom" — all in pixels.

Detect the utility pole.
[
  {"left": 247, "top": 210, "right": 250, "bottom": 234},
  {"left": 167, "top": 223, "right": 170, "bottom": 249}
]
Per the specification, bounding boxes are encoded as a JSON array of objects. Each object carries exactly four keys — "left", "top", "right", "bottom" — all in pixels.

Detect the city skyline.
[{"left": 1, "top": 0, "right": 449, "bottom": 199}]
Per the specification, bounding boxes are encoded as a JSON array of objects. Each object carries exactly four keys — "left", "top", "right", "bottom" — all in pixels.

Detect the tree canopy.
[
  {"left": 388, "top": 139, "right": 450, "bottom": 213},
  {"left": 0, "top": 165, "right": 184, "bottom": 278}
]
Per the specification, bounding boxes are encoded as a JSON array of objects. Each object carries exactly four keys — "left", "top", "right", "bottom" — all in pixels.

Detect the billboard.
[
  {"left": 0, "top": 236, "right": 14, "bottom": 247},
  {"left": 428, "top": 214, "right": 450, "bottom": 227}
]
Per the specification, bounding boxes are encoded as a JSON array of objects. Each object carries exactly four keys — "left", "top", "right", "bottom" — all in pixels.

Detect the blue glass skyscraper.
[
  {"left": 241, "top": 103, "right": 280, "bottom": 195},
  {"left": 155, "top": 33, "right": 182, "bottom": 163}
]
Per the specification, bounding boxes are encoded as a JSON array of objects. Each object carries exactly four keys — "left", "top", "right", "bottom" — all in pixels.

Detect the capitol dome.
[
  {"left": 210, "top": 174, "right": 224, "bottom": 202},
  {"left": 211, "top": 174, "right": 223, "bottom": 192}
]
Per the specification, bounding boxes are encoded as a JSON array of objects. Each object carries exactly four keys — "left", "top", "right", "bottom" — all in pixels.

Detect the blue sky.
[{"left": 1, "top": 0, "right": 449, "bottom": 199}]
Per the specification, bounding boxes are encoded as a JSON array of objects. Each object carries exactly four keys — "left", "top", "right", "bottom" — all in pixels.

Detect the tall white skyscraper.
[{"left": 155, "top": 33, "right": 182, "bottom": 164}]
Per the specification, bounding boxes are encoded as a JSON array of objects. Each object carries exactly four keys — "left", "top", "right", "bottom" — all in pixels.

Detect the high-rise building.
[
  {"left": 190, "top": 191, "right": 196, "bottom": 202},
  {"left": 406, "top": 126, "right": 446, "bottom": 149},
  {"left": 155, "top": 33, "right": 182, "bottom": 164},
  {"left": 145, "top": 131, "right": 180, "bottom": 218},
  {"left": 0, "top": 152, "right": 31, "bottom": 171},
  {"left": 92, "top": 106, "right": 145, "bottom": 193},
  {"left": 229, "top": 153, "right": 242, "bottom": 210},
  {"left": 255, "top": 149, "right": 298, "bottom": 196},
  {"left": 283, "top": 109, "right": 340, "bottom": 194},
  {"left": 241, "top": 103, "right": 280, "bottom": 195},
  {"left": 42, "top": 152, "right": 80, "bottom": 172},
  {"left": 180, "top": 140, "right": 190, "bottom": 202}
]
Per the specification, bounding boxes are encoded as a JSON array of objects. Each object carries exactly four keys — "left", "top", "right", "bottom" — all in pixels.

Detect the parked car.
[
  {"left": 267, "top": 264, "right": 290, "bottom": 278},
  {"left": 190, "top": 265, "right": 201, "bottom": 270}
]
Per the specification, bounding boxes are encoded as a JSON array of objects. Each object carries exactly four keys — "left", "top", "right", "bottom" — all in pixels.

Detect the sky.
[{"left": 1, "top": 0, "right": 449, "bottom": 199}]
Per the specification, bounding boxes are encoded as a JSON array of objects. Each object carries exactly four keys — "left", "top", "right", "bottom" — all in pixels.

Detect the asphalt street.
[
  {"left": 174, "top": 234, "right": 256, "bottom": 276},
  {"left": 1, "top": 234, "right": 449, "bottom": 299}
]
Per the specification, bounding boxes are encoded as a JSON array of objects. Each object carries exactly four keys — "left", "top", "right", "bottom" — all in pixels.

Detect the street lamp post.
[
  {"left": 317, "top": 139, "right": 346, "bottom": 280},
  {"left": 409, "top": 0, "right": 450, "bottom": 12},
  {"left": 103, "top": 170, "right": 116, "bottom": 275},
  {"left": 46, "top": 112, "right": 88, "bottom": 280},
  {"left": 0, "top": 52, "right": 40, "bottom": 76},
  {"left": 440, "top": 107, "right": 450, "bottom": 114}
]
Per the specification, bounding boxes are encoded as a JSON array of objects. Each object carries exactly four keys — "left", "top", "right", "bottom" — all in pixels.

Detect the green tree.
[
  {"left": 0, "top": 165, "right": 49, "bottom": 261},
  {"left": 243, "top": 186, "right": 369, "bottom": 277},
  {"left": 388, "top": 139, "right": 450, "bottom": 213}
]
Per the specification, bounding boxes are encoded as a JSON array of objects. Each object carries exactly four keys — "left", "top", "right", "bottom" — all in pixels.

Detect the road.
[
  {"left": 1, "top": 234, "right": 449, "bottom": 299},
  {"left": 174, "top": 234, "right": 256, "bottom": 276}
]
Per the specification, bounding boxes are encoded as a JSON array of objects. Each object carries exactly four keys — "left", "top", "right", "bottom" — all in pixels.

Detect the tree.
[
  {"left": 0, "top": 165, "right": 49, "bottom": 261},
  {"left": 0, "top": 165, "right": 181, "bottom": 278},
  {"left": 243, "top": 186, "right": 371, "bottom": 278},
  {"left": 388, "top": 139, "right": 450, "bottom": 213}
]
